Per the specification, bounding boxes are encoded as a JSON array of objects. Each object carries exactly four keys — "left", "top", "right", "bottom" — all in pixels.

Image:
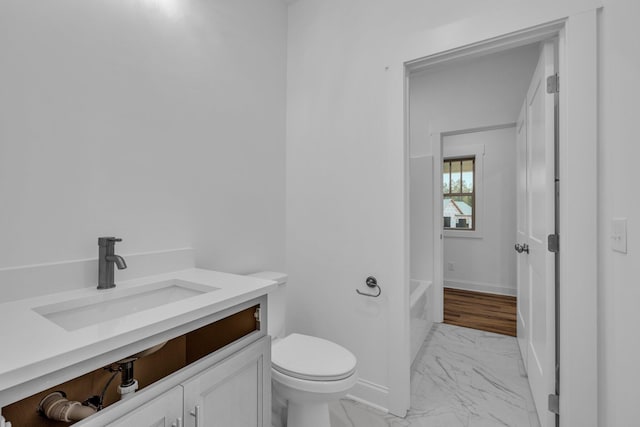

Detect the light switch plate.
[{"left": 611, "top": 218, "right": 627, "bottom": 254}]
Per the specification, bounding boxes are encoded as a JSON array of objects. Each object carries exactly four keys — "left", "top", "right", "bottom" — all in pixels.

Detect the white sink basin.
[{"left": 33, "top": 279, "right": 218, "bottom": 331}]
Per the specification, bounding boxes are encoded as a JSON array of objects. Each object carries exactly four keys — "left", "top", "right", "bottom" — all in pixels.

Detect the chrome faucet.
[{"left": 98, "top": 237, "right": 127, "bottom": 290}]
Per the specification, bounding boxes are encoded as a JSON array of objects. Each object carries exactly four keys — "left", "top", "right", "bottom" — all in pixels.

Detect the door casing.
[{"left": 392, "top": 5, "right": 598, "bottom": 426}]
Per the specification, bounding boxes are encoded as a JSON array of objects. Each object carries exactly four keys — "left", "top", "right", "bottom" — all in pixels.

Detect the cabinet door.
[
  {"left": 182, "top": 337, "right": 270, "bottom": 427},
  {"left": 107, "top": 386, "right": 183, "bottom": 427}
]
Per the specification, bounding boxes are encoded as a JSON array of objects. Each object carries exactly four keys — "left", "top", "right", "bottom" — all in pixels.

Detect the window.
[{"left": 443, "top": 156, "right": 475, "bottom": 230}]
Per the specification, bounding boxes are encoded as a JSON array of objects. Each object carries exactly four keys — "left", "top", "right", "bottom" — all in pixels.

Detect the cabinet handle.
[
  {"left": 171, "top": 417, "right": 182, "bottom": 427},
  {"left": 189, "top": 406, "right": 201, "bottom": 427}
]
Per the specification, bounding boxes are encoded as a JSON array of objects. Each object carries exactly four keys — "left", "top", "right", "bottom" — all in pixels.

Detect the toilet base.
[
  {"left": 287, "top": 401, "right": 331, "bottom": 427},
  {"left": 270, "top": 335, "right": 358, "bottom": 427}
]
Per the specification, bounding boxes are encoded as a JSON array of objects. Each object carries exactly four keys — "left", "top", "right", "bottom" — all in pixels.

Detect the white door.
[
  {"left": 182, "top": 338, "right": 269, "bottom": 427},
  {"left": 106, "top": 386, "right": 183, "bottom": 427},
  {"left": 521, "top": 41, "right": 557, "bottom": 427},
  {"left": 515, "top": 100, "right": 529, "bottom": 371}
]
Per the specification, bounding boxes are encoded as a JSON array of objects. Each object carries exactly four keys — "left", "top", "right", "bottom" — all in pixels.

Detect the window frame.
[
  {"left": 442, "top": 144, "right": 484, "bottom": 239},
  {"left": 443, "top": 156, "right": 476, "bottom": 231}
]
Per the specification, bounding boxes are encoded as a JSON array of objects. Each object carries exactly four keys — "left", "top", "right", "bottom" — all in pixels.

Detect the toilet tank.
[{"left": 247, "top": 271, "right": 288, "bottom": 339}]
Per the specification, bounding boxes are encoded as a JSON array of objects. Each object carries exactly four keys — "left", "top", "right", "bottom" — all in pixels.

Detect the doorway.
[
  {"left": 390, "top": 9, "right": 598, "bottom": 425},
  {"left": 435, "top": 122, "right": 524, "bottom": 339},
  {"left": 409, "top": 40, "right": 554, "bottom": 422}
]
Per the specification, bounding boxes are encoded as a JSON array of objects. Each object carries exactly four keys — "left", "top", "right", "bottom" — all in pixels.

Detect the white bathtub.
[{"left": 410, "top": 279, "right": 434, "bottom": 365}]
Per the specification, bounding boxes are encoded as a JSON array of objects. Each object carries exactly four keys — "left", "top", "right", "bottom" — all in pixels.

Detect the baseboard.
[
  {"left": 0, "top": 248, "right": 195, "bottom": 303},
  {"left": 444, "top": 279, "right": 516, "bottom": 297},
  {"left": 347, "top": 378, "right": 390, "bottom": 413}
]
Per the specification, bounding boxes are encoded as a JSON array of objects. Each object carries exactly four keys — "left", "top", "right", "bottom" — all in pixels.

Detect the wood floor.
[{"left": 444, "top": 288, "right": 517, "bottom": 336}]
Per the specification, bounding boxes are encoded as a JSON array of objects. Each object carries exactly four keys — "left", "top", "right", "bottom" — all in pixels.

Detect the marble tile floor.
[{"left": 329, "top": 323, "right": 540, "bottom": 427}]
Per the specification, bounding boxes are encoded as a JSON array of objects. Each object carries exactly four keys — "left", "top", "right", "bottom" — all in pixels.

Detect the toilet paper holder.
[{"left": 356, "top": 276, "right": 381, "bottom": 298}]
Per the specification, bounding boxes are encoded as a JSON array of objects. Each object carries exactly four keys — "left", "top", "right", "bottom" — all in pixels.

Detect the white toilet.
[{"left": 248, "top": 272, "right": 358, "bottom": 427}]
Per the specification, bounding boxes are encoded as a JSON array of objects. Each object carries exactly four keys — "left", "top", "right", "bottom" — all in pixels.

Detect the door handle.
[
  {"left": 189, "top": 406, "right": 201, "bottom": 427},
  {"left": 172, "top": 417, "right": 183, "bottom": 427}
]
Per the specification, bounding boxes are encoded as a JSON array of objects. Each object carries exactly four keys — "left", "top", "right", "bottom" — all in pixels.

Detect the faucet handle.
[{"left": 98, "top": 237, "right": 123, "bottom": 246}]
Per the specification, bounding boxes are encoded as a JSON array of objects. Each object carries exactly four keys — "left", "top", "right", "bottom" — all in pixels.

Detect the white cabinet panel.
[
  {"left": 107, "top": 386, "right": 183, "bottom": 427},
  {"left": 182, "top": 338, "right": 270, "bottom": 427}
]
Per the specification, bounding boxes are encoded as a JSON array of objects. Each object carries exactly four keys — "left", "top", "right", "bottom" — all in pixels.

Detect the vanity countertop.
[{"left": 0, "top": 268, "right": 276, "bottom": 401}]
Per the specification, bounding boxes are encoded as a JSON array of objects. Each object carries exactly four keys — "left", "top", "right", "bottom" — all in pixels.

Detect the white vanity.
[{"left": 0, "top": 268, "right": 277, "bottom": 427}]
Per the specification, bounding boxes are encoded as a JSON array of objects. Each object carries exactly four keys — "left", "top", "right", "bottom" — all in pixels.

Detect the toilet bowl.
[
  {"left": 247, "top": 272, "right": 358, "bottom": 427},
  {"left": 272, "top": 333, "right": 357, "bottom": 427}
]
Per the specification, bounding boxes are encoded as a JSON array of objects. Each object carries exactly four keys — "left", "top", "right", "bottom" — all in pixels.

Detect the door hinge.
[
  {"left": 548, "top": 393, "right": 560, "bottom": 415},
  {"left": 548, "top": 234, "right": 559, "bottom": 253},
  {"left": 254, "top": 307, "right": 262, "bottom": 323},
  {"left": 547, "top": 73, "right": 559, "bottom": 94}
]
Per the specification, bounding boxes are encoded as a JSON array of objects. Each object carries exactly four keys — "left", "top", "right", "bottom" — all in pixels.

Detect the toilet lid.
[{"left": 272, "top": 334, "right": 357, "bottom": 381}]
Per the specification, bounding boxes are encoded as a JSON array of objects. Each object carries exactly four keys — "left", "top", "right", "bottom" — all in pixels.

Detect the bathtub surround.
[
  {"left": 409, "top": 280, "right": 433, "bottom": 365},
  {"left": 330, "top": 323, "right": 539, "bottom": 427},
  {"left": 409, "top": 155, "right": 435, "bottom": 366},
  {"left": 410, "top": 156, "right": 434, "bottom": 283}
]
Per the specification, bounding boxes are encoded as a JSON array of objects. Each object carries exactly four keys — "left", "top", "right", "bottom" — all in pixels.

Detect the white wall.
[
  {"left": 287, "top": 0, "right": 640, "bottom": 423},
  {"left": 442, "top": 128, "right": 517, "bottom": 295},
  {"left": 0, "top": 0, "right": 286, "bottom": 285},
  {"left": 409, "top": 45, "right": 539, "bottom": 155},
  {"left": 597, "top": 2, "right": 640, "bottom": 425},
  {"left": 285, "top": 0, "right": 537, "bottom": 410}
]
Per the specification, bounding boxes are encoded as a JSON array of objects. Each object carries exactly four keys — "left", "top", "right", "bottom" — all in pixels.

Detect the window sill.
[{"left": 444, "top": 229, "right": 483, "bottom": 239}]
